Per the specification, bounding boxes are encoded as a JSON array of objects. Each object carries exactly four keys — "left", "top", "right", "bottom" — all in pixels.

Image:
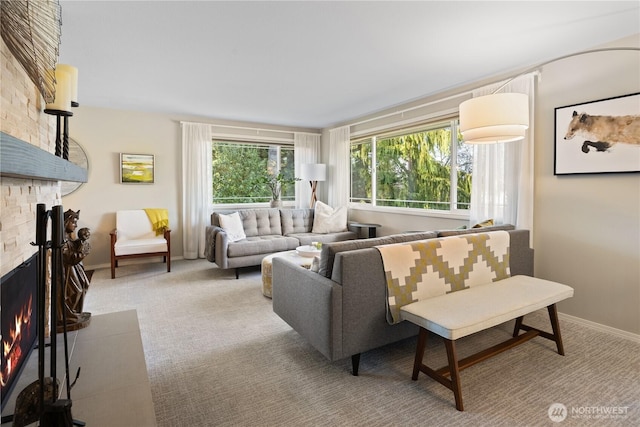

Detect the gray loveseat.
[
  {"left": 205, "top": 208, "right": 357, "bottom": 278},
  {"left": 271, "top": 225, "right": 534, "bottom": 375}
]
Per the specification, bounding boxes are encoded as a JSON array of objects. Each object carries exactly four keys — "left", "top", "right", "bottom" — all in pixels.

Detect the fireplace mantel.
[{"left": 0, "top": 132, "right": 87, "bottom": 183}]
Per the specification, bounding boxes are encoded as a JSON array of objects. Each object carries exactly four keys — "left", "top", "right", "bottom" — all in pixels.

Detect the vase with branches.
[{"left": 257, "top": 170, "right": 300, "bottom": 207}]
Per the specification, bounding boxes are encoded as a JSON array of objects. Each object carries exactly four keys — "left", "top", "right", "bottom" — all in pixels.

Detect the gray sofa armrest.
[
  {"left": 272, "top": 256, "right": 343, "bottom": 361},
  {"left": 204, "top": 225, "right": 231, "bottom": 267},
  {"left": 205, "top": 225, "right": 222, "bottom": 263},
  {"left": 507, "top": 229, "right": 534, "bottom": 277},
  {"left": 215, "top": 230, "right": 231, "bottom": 268}
]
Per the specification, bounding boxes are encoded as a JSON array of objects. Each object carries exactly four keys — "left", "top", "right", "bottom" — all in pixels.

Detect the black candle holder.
[{"left": 43, "top": 109, "right": 73, "bottom": 160}]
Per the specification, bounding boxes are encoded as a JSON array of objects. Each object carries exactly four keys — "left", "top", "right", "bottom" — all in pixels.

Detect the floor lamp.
[{"left": 300, "top": 163, "right": 326, "bottom": 208}]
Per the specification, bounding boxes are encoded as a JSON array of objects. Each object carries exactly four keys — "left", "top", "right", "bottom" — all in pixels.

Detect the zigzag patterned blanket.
[{"left": 376, "top": 231, "right": 511, "bottom": 325}]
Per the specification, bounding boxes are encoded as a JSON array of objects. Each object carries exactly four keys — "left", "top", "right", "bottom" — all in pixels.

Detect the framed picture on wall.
[
  {"left": 120, "top": 153, "right": 155, "bottom": 184},
  {"left": 554, "top": 92, "right": 640, "bottom": 175}
]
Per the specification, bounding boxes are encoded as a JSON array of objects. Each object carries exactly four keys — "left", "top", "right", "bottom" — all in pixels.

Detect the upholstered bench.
[
  {"left": 400, "top": 275, "right": 574, "bottom": 411},
  {"left": 375, "top": 230, "right": 574, "bottom": 411}
]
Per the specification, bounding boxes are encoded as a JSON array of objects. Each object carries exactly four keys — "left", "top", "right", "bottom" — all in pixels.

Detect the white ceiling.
[{"left": 58, "top": 1, "right": 640, "bottom": 129}]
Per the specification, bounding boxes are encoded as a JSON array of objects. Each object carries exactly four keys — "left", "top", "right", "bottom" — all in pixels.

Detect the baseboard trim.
[{"left": 559, "top": 312, "right": 640, "bottom": 343}]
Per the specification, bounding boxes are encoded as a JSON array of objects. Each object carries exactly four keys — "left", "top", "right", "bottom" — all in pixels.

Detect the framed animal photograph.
[
  {"left": 120, "top": 153, "right": 155, "bottom": 183},
  {"left": 554, "top": 92, "right": 640, "bottom": 175}
]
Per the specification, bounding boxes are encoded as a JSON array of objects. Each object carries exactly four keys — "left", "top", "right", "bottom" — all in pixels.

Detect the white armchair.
[{"left": 110, "top": 209, "right": 171, "bottom": 279}]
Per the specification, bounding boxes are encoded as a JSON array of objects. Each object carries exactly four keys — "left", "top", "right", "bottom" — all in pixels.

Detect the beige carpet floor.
[{"left": 85, "top": 259, "right": 640, "bottom": 426}]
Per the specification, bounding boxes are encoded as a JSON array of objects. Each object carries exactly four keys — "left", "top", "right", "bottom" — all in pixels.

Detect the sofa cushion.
[
  {"left": 218, "top": 212, "right": 246, "bottom": 242},
  {"left": 318, "top": 231, "right": 438, "bottom": 278},
  {"left": 214, "top": 209, "right": 283, "bottom": 238},
  {"left": 114, "top": 238, "right": 168, "bottom": 256},
  {"left": 116, "top": 210, "right": 157, "bottom": 241},
  {"left": 280, "top": 209, "right": 314, "bottom": 235},
  {"left": 312, "top": 201, "right": 348, "bottom": 233},
  {"left": 227, "top": 235, "right": 299, "bottom": 258}
]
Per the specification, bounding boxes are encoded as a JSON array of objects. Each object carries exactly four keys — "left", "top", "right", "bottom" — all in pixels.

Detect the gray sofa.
[
  {"left": 271, "top": 225, "right": 534, "bottom": 375},
  {"left": 205, "top": 208, "right": 357, "bottom": 278}
]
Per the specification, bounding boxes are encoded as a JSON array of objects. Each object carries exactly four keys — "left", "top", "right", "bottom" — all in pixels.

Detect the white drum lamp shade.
[
  {"left": 459, "top": 93, "right": 529, "bottom": 144},
  {"left": 300, "top": 163, "right": 327, "bottom": 181}
]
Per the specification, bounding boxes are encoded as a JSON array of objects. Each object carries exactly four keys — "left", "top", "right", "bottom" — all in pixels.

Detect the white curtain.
[
  {"left": 181, "top": 122, "right": 212, "bottom": 259},
  {"left": 293, "top": 132, "right": 321, "bottom": 208},
  {"left": 469, "top": 73, "right": 536, "bottom": 235},
  {"left": 328, "top": 126, "right": 350, "bottom": 207}
]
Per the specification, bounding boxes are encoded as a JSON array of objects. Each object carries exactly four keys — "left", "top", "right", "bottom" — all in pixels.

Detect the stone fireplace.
[
  {"left": 1, "top": 36, "right": 87, "bottom": 413},
  {"left": 1, "top": 40, "right": 59, "bottom": 277}
]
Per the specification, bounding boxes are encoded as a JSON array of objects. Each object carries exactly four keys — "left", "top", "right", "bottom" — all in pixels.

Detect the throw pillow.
[
  {"left": 472, "top": 219, "right": 494, "bottom": 228},
  {"left": 218, "top": 212, "right": 246, "bottom": 242},
  {"left": 312, "top": 201, "right": 347, "bottom": 234}
]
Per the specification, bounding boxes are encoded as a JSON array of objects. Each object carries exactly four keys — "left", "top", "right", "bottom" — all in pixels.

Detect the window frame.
[
  {"left": 210, "top": 139, "right": 296, "bottom": 209},
  {"left": 349, "top": 117, "right": 471, "bottom": 220}
]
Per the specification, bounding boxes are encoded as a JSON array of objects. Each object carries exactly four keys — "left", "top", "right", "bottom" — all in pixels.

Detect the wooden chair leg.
[
  {"left": 443, "top": 338, "right": 464, "bottom": 411},
  {"left": 412, "top": 328, "right": 428, "bottom": 380},
  {"left": 547, "top": 304, "right": 565, "bottom": 355},
  {"left": 111, "top": 256, "right": 116, "bottom": 279}
]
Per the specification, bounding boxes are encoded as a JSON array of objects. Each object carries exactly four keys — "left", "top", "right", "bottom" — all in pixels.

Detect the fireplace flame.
[{"left": 1, "top": 295, "right": 33, "bottom": 387}]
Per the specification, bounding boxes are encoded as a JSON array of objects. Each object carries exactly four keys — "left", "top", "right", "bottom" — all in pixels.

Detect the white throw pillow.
[
  {"left": 312, "top": 201, "right": 347, "bottom": 234},
  {"left": 218, "top": 212, "right": 246, "bottom": 242}
]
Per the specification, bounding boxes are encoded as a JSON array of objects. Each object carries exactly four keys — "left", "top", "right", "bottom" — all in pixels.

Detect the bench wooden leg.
[
  {"left": 410, "top": 304, "right": 567, "bottom": 411},
  {"left": 547, "top": 304, "right": 565, "bottom": 355},
  {"left": 411, "top": 327, "right": 542, "bottom": 411},
  {"left": 411, "top": 329, "right": 464, "bottom": 410},
  {"left": 513, "top": 315, "right": 524, "bottom": 337},
  {"left": 412, "top": 328, "right": 428, "bottom": 380},
  {"left": 443, "top": 339, "right": 464, "bottom": 411},
  {"left": 514, "top": 304, "right": 565, "bottom": 356}
]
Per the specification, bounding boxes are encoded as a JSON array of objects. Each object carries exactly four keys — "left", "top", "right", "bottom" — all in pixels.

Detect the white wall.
[
  {"left": 63, "top": 108, "right": 181, "bottom": 270},
  {"left": 533, "top": 36, "right": 639, "bottom": 335}
]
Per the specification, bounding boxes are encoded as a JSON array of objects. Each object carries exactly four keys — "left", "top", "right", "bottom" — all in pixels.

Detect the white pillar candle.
[
  {"left": 57, "top": 64, "right": 78, "bottom": 106},
  {"left": 45, "top": 67, "right": 72, "bottom": 114}
]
